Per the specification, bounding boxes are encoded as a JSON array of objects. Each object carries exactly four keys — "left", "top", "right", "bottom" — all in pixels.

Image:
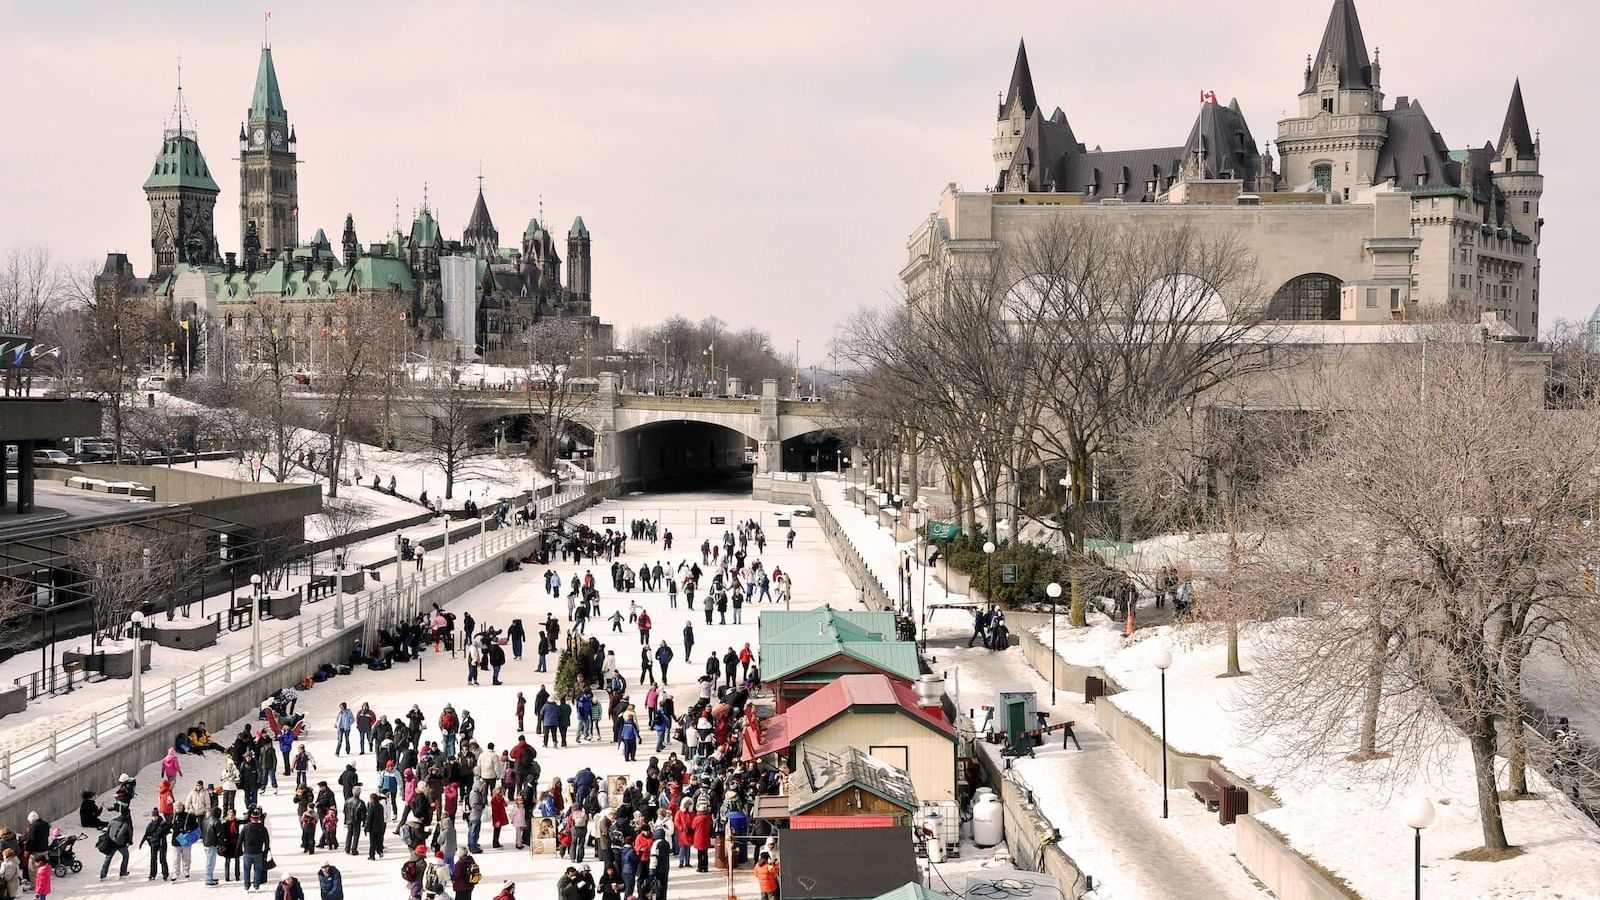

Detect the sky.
[{"left": 0, "top": 0, "right": 1589, "bottom": 362}]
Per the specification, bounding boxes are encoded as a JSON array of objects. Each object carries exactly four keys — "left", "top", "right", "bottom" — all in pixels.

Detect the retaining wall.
[
  {"left": 971, "top": 734, "right": 1092, "bottom": 897},
  {"left": 810, "top": 482, "right": 892, "bottom": 611},
  {"left": 1011, "top": 624, "right": 1362, "bottom": 899},
  {"left": 750, "top": 478, "right": 814, "bottom": 504}
]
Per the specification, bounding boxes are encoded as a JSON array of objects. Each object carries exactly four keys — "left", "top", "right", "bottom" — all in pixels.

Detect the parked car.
[
  {"left": 33, "top": 449, "right": 73, "bottom": 465},
  {"left": 137, "top": 375, "right": 167, "bottom": 391},
  {"left": 77, "top": 441, "right": 116, "bottom": 462}
]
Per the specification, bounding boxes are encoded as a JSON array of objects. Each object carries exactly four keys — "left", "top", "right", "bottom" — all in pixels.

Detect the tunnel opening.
[
  {"left": 618, "top": 420, "right": 752, "bottom": 492},
  {"left": 780, "top": 431, "right": 846, "bottom": 472}
]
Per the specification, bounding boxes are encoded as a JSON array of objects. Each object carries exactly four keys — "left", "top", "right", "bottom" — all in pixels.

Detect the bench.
[
  {"left": 1187, "top": 767, "right": 1228, "bottom": 812},
  {"left": 1188, "top": 767, "right": 1249, "bottom": 824},
  {"left": 227, "top": 596, "right": 255, "bottom": 631}
]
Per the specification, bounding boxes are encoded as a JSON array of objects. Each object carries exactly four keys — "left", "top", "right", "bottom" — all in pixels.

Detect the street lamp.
[
  {"left": 1404, "top": 798, "right": 1435, "bottom": 900},
  {"left": 1154, "top": 648, "right": 1173, "bottom": 818},
  {"left": 983, "top": 541, "right": 996, "bottom": 604},
  {"left": 129, "top": 611, "right": 145, "bottom": 727},
  {"left": 249, "top": 574, "right": 263, "bottom": 669},
  {"left": 1046, "top": 582, "right": 1062, "bottom": 705}
]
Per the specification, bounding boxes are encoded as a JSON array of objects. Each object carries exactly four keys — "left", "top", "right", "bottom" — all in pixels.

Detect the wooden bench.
[{"left": 1188, "top": 767, "right": 1228, "bottom": 812}]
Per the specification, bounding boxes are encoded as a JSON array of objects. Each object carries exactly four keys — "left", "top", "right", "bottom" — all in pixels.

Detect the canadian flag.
[{"left": 1199, "top": 90, "right": 1219, "bottom": 105}]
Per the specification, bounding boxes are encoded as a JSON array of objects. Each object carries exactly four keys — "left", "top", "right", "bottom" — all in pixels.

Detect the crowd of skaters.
[{"left": 10, "top": 513, "right": 797, "bottom": 900}]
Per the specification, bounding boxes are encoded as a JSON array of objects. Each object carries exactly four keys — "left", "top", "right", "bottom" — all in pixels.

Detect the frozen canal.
[{"left": 58, "top": 489, "right": 857, "bottom": 900}]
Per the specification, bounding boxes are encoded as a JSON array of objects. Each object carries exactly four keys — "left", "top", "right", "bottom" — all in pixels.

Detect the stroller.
[{"left": 48, "top": 832, "right": 86, "bottom": 876}]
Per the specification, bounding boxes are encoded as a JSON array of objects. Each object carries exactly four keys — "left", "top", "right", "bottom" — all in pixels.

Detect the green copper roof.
[
  {"left": 210, "top": 254, "right": 416, "bottom": 302},
  {"left": 758, "top": 607, "right": 896, "bottom": 647},
  {"left": 569, "top": 216, "right": 588, "bottom": 238},
  {"left": 524, "top": 218, "right": 543, "bottom": 239},
  {"left": 142, "top": 134, "right": 220, "bottom": 193},
  {"left": 411, "top": 210, "right": 440, "bottom": 248},
  {"left": 250, "top": 46, "right": 287, "bottom": 122}
]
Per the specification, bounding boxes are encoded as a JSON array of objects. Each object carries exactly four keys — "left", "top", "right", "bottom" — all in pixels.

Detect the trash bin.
[
  {"left": 1085, "top": 675, "right": 1105, "bottom": 703},
  {"left": 1219, "top": 785, "right": 1249, "bottom": 826}
]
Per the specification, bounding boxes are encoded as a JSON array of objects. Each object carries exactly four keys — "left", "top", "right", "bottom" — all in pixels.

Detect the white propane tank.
[
  {"left": 936, "top": 799, "right": 961, "bottom": 850},
  {"left": 917, "top": 806, "right": 944, "bottom": 856},
  {"left": 971, "top": 791, "right": 1004, "bottom": 847}
]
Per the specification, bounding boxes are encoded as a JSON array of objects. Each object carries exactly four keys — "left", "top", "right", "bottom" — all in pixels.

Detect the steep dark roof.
[
  {"left": 1004, "top": 111, "right": 1086, "bottom": 192},
  {"left": 1305, "top": 0, "right": 1373, "bottom": 92},
  {"left": 1060, "top": 147, "right": 1184, "bottom": 202},
  {"left": 1498, "top": 80, "right": 1536, "bottom": 160},
  {"left": 465, "top": 188, "right": 495, "bottom": 233},
  {"left": 1181, "top": 100, "right": 1261, "bottom": 181},
  {"left": 1375, "top": 99, "right": 1458, "bottom": 190},
  {"left": 1000, "top": 39, "right": 1037, "bottom": 118}
]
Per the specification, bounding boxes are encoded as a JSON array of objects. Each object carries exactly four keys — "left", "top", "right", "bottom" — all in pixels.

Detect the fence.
[
  {"left": 809, "top": 478, "right": 893, "bottom": 611},
  {"left": 0, "top": 518, "right": 540, "bottom": 790}
]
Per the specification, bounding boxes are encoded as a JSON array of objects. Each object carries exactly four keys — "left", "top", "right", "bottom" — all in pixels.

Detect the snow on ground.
[
  {"left": 43, "top": 489, "right": 862, "bottom": 900},
  {"left": 1034, "top": 619, "right": 1600, "bottom": 900},
  {"left": 818, "top": 476, "right": 1267, "bottom": 899}
]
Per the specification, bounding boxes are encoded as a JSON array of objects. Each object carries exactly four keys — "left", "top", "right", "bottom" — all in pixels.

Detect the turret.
[
  {"left": 567, "top": 216, "right": 591, "bottom": 302},
  {"left": 1492, "top": 80, "right": 1543, "bottom": 242},
  {"left": 341, "top": 214, "right": 359, "bottom": 268},
  {"left": 992, "top": 39, "right": 1037, "bottom": 188}
]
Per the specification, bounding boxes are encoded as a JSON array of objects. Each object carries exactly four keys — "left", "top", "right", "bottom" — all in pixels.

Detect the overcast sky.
[{"left": 0, "top": 0, "right": 1587, "bottom": 361}]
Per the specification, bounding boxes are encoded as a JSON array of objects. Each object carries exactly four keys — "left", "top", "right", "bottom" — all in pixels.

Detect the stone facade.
[{"left": 968, "top": 0, "right": 1544, "bottom": 335}]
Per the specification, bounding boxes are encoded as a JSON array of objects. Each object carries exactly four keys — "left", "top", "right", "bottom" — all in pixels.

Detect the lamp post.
[
  {"left": 1046, "top": 582, "right": 1062, "bottom": 705},
  {"left": 983, "top": 541, "right": 996, "bottom": 605},
  {"left": 1404, "top": 798, "right": 1435, "bottom": 900},
  {"left": 249, "top": 574, "right": 263, "bottom": 669},
  {"left": 129, "top": 611, "right": 145, "bottom": 727},
  {"left": 1155, "top": 649, "right": 1172, "bottom": 818}
]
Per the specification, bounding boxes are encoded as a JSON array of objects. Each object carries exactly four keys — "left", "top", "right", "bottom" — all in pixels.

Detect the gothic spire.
[
  {"left": 1000, "top": 38, "right": 1037, "bottom": 119},
  {"left": 1304, "top": 0, "right": 1373, "bottom": 92},
  {"left": 1498, "top": 79, "right": 1536, "bottom": 160},
  {"left": 249, "top": 45, "right": 287, "bottom": 123}
]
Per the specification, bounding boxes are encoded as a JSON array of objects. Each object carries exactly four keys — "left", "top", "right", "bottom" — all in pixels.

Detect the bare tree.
[
  {"left": 66, "top": 527, "right": 175, "bottom": 646},
  {"left": 232, "top": 294, "right": 319, "bottom": 482},
  {"left": 1246, "top": 343, "right": 1600, "bottom": 852},
  {"left": 315, "top": 294, "right": 409, "bottom": 496},
  {"left": 1006, "top": 219, "right": 1276, "bottom": 625},
  {"left": 503, "top": 319, "right": 600, "bottom": 471},
  {"left": 403, "top": 368, "right": 489, "bottom": 500}
]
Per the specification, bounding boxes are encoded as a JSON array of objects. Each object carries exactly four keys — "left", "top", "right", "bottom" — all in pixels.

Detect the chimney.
[{"left": 1394, "top": 96, "right": 1409, "bottom": 110}]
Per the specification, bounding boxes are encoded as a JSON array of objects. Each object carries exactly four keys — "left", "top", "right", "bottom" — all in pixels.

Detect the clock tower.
[{"left": 239, "top": 44, "right": 298, "bottom": 261}]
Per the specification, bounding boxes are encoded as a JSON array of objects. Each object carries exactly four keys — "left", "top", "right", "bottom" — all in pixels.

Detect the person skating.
[
  {"left": 364, "top": 793, "right": 387, "bottom": 859},
  {"left": 343, "top": 788, "right": 365, "bottom": 856},
  {"left": 98, "top": 809, "right": 133, "bottom": 879},
  {"left": 139, "top": 807, "right": 170, "bottom": 880},
  {"left": 317, "top": 861, "right": 343, "bottom": 900}
]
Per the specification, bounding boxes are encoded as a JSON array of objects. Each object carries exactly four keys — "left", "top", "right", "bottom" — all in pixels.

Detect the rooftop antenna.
[
  {"left": 165, "top": 56, "right": 195, "bottom": 139},
  {"left": 422, "top": 181, "right": 430, "bottom": 213},
  {"left": 478, "top": 159, "right": 484, "bottom": 194},
  {"left": 394, "top": 198, "right": 400, "bottom": 234},
  {"left": 264, "top": 10, "right": 272, "bottom": 49},
  {"left": 539, "top": 194, "right": 545, "bottom": 226}
]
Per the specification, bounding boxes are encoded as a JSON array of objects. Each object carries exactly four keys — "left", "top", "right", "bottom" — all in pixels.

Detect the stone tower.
[
  {"left": 1274, "top": 0, "right": 1388, "bottom": 198},
  {"left": 463, "top": 183, "right": 499, "bottom": 258},
  {"left": 143, "top": 78, "right": 219, "bottom": 279},
  {"left": 239, "top": 44, "right": 298, "bottom": 258},
  {"left": 341, "top": 213, "right": 360, "bottom": 268},
  {"left": 567, "top": 216, "right": 591, "bottom": 302},
  {"left": 992, "top": 39, "right": 1037, "bottom": 189},
  {"left": 1492, "top": 80, "right": 1542, "bottom": 242}
]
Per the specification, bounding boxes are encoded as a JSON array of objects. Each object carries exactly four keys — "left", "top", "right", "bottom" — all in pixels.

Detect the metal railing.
[{"left": 0, "top": 518, "right": 544, "bottom": 790}]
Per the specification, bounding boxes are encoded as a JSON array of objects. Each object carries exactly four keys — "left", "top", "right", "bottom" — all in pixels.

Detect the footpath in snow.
[{"left": 817, "top": 476, "right": 1267, "bottom": 899}]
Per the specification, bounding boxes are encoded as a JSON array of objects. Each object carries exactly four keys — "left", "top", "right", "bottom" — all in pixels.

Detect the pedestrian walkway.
[{"left": 816, "top": 475, "right": 1265, "bottom": 899}]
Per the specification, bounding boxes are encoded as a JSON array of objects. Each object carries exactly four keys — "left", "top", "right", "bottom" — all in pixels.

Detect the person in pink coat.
[{"left": 161, "top": 747, "right": 183, "bottom": 780}]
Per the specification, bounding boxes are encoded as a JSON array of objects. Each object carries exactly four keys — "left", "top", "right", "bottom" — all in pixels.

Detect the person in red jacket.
[
  {"left": 691, "top": 807, "right": 712, "bottom": 873},
  {"left": 673, "top": 800, "right": 693, "bottom": 869},
  {"left": 637, "top": 611, "right": 652, "bottom": 646}
]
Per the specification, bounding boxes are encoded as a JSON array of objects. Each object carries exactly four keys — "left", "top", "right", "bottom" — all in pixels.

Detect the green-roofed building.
[
  {"left": 240, "top": 44, "right": 299, "bottom": 259},
  {"left": 761, "top": 605, "right": 921, "bottom": 711},
  {"left": 143, "top": 75, "right": 221, "bottom": 279}
]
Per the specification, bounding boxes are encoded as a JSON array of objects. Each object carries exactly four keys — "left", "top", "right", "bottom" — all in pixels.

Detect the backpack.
[
  {"left": 468, "top": 861, "right": 482, "bottom": 884},
  {"left": 425, "top": 865, "right": 445, "bottom": 894},
  {"left": 401, "top": 858, "right": 420, "bottom": 883}
]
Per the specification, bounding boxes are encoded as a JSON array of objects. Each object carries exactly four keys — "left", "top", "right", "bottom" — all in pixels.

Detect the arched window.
[
  {"left": 1004, "top": 274, "right": 1083, "bottom": 323},
  {"left": 1139, "top": 274, "right": 1226, "bottom": 322},
  {"left": 1268, "top": 273, "right": 1341, "bottom": 321},
  {"left": 1313, "top": 164, "right": 1332, "bottom": 193}
]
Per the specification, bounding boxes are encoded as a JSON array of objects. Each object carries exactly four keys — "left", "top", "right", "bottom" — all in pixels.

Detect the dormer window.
[{"left": 1321, "top": 97, "right": 1334, "bottom": 114}]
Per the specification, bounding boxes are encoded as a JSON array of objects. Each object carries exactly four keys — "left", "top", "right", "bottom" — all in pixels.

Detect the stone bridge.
[{"left": 457, "top": 373, "right": 843, "bottom": 488}]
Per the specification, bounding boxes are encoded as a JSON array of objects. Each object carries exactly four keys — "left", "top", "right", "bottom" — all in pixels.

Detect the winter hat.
[
  {"left": 415, "top": 844, "right": 428, "bottom": 855},
  {"left": 26, "top": 812, "right": 37, "bottom": 823}
]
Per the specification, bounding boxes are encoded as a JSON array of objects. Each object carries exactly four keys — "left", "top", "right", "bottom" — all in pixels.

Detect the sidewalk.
[{"left": 814, "top": 475, "right": 1265, "bottom": 899}]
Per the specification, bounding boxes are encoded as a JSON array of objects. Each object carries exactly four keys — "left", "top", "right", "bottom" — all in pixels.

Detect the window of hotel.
[
  {"left": 1313, "top": 164, "right": 1332, "bottom": 193},
  {"left": 1365, "top": 288, "right": 1377, "bottom": 308},
  {"left": 1522, "top": 201, "right": 1530, "bottom": 214},
  {"left": 1390, "top": 288, "right": 1402, "bottom": 310},
  {"left": 1268, "top": 273, "right": 1341, "bottom": 320}
]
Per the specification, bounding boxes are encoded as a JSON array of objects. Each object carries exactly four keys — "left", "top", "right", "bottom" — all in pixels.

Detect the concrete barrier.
[
  {"left": 810, "top": 482, "right": 892, "bottom": 612},
  {"left": 971, "top": 735, "right": 1093, "bottom": 897},
  {"left": 1236, "top": 816, "right": 1354, "bottom": 900}
]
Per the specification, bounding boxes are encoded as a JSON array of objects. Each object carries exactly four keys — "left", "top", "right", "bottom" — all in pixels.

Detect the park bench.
[{"left": 1188, "top": 767, "right": 1250, "bottom": 825}]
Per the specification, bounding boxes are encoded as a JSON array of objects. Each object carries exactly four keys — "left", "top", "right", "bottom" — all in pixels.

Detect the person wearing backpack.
[
  {"left": 451, "top": 847, "right": 480, "bottom": 900},
  {"left": 423, "top": 848, "right": 451, "bottom": 900},
  {"left": 400, "top": 844, "right": 425, "bottom": 897}
]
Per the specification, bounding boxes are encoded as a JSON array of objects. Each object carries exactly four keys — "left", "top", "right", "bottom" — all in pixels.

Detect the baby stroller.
[{"left": 49, "top": 832, "right": 86, "bottom": 876}]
